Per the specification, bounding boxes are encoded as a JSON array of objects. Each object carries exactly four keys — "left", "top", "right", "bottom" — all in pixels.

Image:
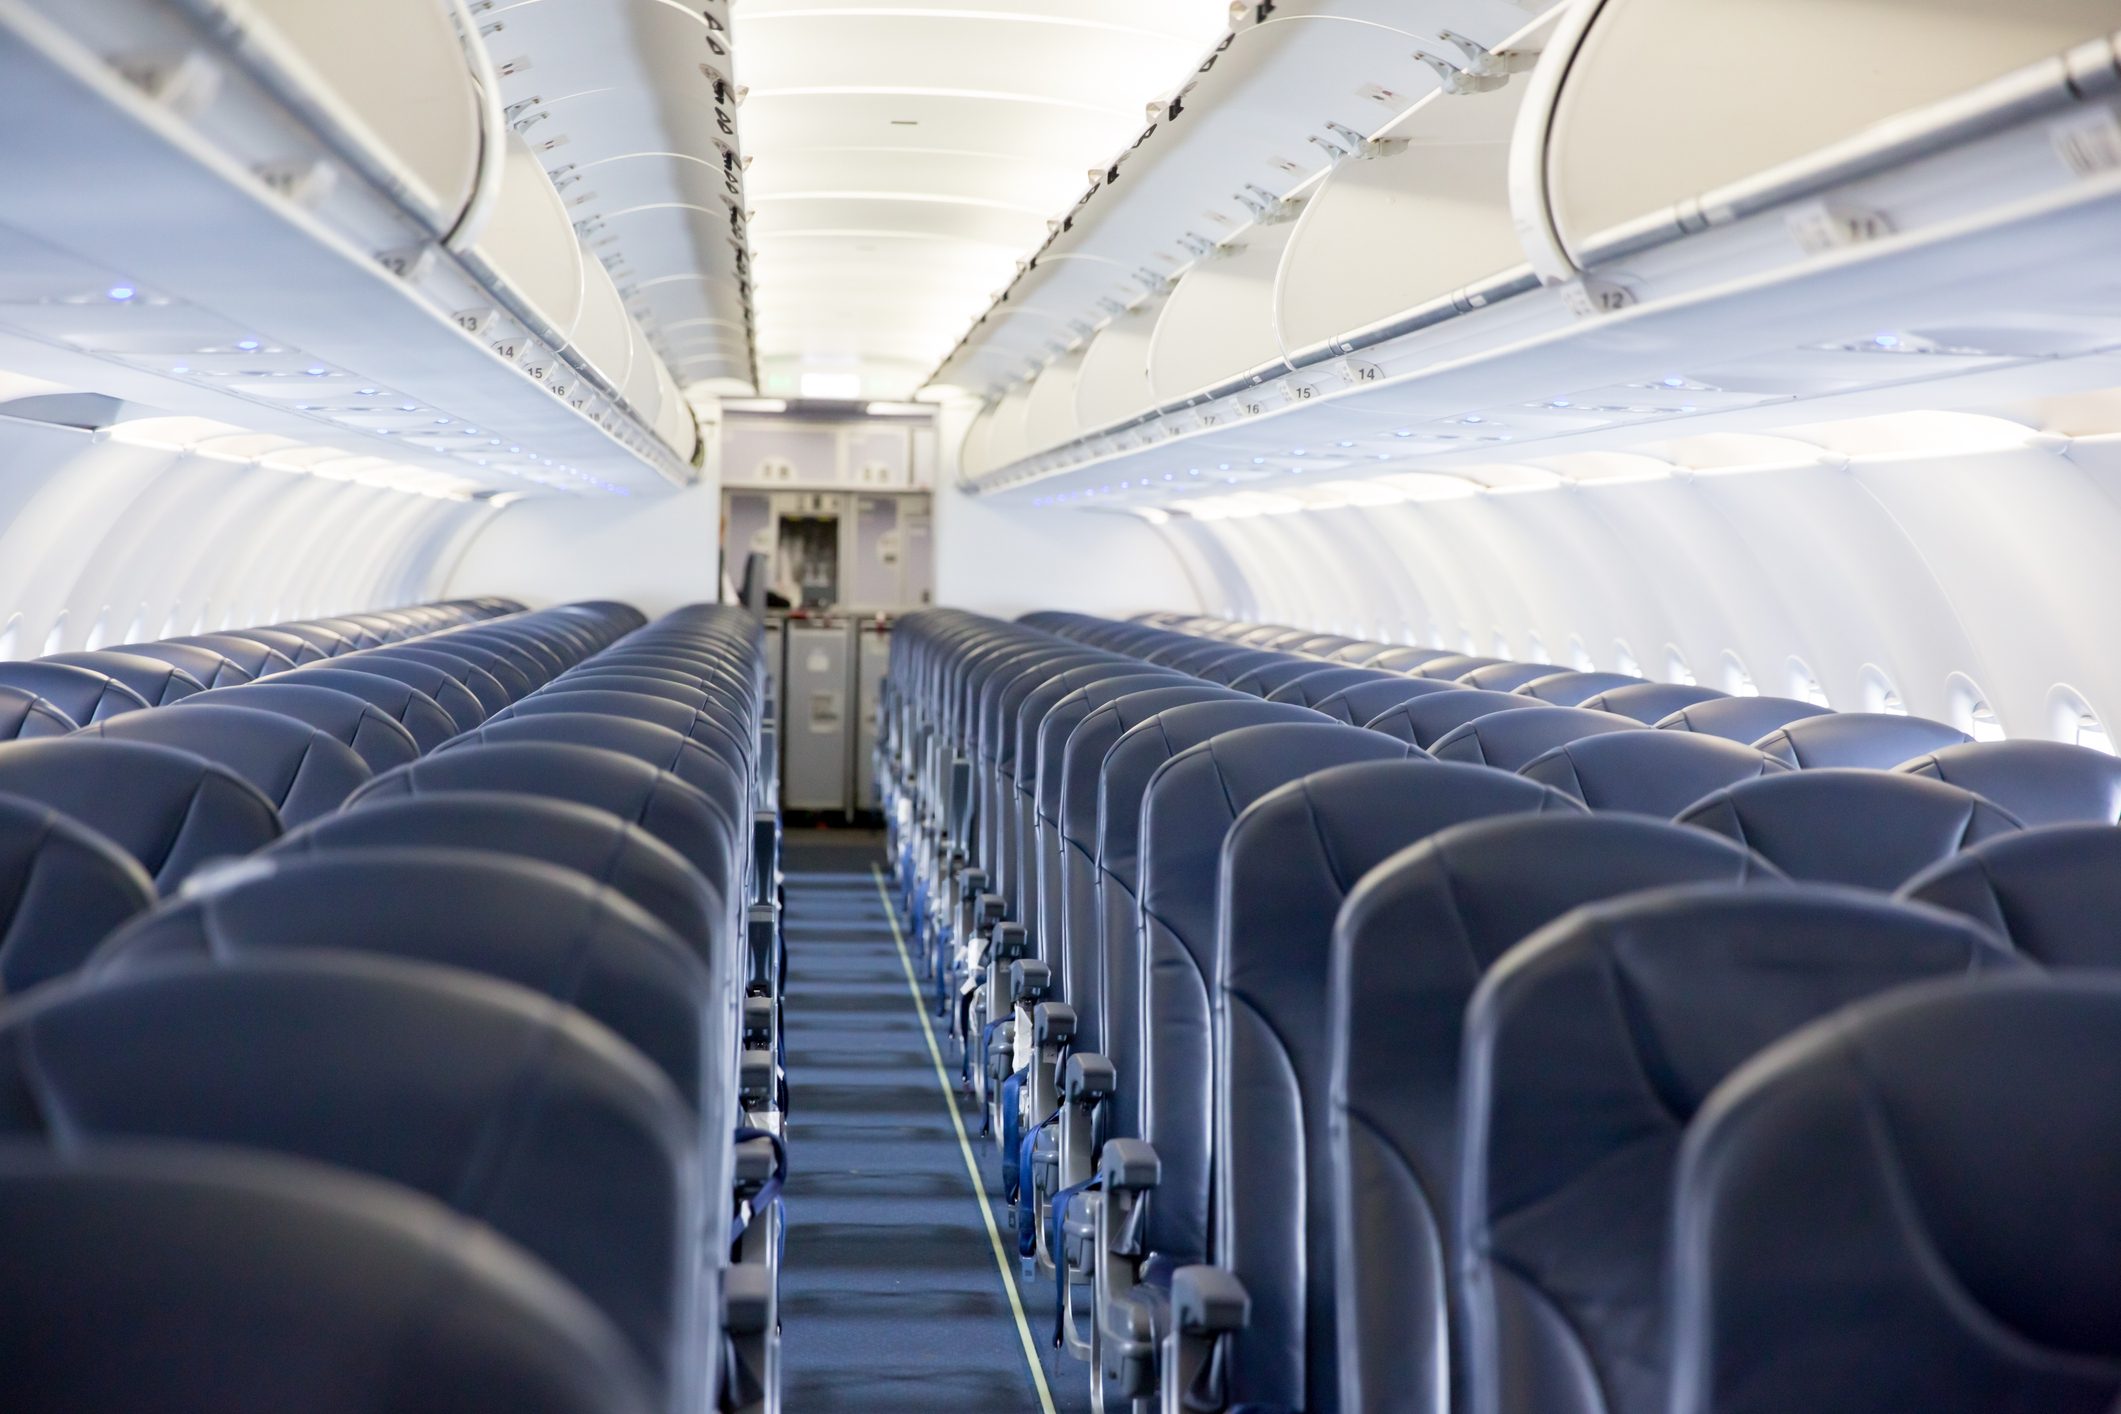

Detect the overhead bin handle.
[
  {"left": 1505, "top": 0, "right": 1613, "bottom": 287},
  {"left": 439, "top": 0, "right": 505, "bottom": 250}
]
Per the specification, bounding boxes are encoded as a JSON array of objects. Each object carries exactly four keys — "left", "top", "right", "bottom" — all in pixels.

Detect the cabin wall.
[
  {"left": 1160, "top": 437, "right": 2121, "bottom": 742},
  {"left": 0, "top": 417, "right": 489, "bottom": 655},
  {"left": 444, "top": 476, "right": 726, "bottom": 618}
]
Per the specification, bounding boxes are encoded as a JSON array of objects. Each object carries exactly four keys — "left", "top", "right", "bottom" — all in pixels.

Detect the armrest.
[
  {"left": 742, "top": 995, "right": 773, "bottom": 1047},
  {"left": 1065, "top": 1053, "right": 1115, "bottom": 1102},
  {"left": 1035, "top": 1001, "right": 1076, "bottom": 1048},
  {"left": 723, "top": 1260, "right": 773, "bottom": 1336},
  {"left": 738, "top": 1047, "right": 775, "bottom": 1110},
  {"left": 1011, "top": 959, "right": 1051, "bottom": 1006},
  {"left": 1172, "top": 1266, "right": 1249, "bottom": 1336},
  {"left": 1100, "top": 1138, "right": 1160, "bottom": 1192}
]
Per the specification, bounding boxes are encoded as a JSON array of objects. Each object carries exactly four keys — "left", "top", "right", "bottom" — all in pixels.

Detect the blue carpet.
[{"left": 778, "top": 832, "right": 1102, "bottom": 1413}]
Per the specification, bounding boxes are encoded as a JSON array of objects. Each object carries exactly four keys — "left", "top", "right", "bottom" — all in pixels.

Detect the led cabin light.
[
  {"left": 304, "top": 367, "right": 329, "bottom": 376},
  {"left": 107, "top": 286, "right": 135, "bottom": 301},
  {"left": 1463, "top": 415, "right": 1484, "bottom": 424},
  {"left": 1874, "top": 334, "right": 1901, "bottom": 348},
  {"left": 236, "top": 339, "right": 260, "bottom": 351}
]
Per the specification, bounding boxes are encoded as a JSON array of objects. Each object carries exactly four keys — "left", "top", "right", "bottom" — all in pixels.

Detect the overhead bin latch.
[{"left": 1413, "top": 33, "right": 1515, "bottom": 96}]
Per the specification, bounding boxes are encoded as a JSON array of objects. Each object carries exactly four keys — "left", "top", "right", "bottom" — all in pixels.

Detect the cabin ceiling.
[{"left": 730, "top": 0, "right": 1231, "bottom": 402}]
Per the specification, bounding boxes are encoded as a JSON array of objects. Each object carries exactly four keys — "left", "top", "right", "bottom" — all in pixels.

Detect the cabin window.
[
  {"left": 1861, "top": 665, "right": 1906, "bottom": 716},
  {"left": 0, "top": 614, "right": 18, "bottom": 661},
  {"left": 1722, "top": 652, "right": 1758, "bottom": 697},
  {"left": 40, "top": 611, "right": 66, "bottom": 657},
  {"left": 1459, "top": 627, "right": 1477, "bottom": 655},
  {"left": 84, "top": 606, "right": 109, "bottom": 652},
  {"left": 1568, "top": 636, "right": 1595, "bottom": 672},
  {"left": 1613, "top": 640, "right": 1642, "bottom": 677},
  {"left": 1788, "top": 657, "right": 1830, "bottom": 707},
  {"left": 2049, "top": 686, "right": 2114, "bottom": 755},
  {"left": 1945, "top": 673, "right": 2004, "bottom": 740},
  {"left": 1491, "top": 630, "right": 1511, "bottom": 659},
  {"left": 1526, "top": 633, "right": 1551, "bottom": 665},
  {"left": 1665, "top": 647, "right": 1696, "bottom": 686}
]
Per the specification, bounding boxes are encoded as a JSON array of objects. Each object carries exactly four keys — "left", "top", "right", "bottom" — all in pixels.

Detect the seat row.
[
  {"left": 879, "top": 606, "right": 2121, "bottom": 1414},
  {"left": 0, "top": 601, "right": 785, "bottom": 1414}
]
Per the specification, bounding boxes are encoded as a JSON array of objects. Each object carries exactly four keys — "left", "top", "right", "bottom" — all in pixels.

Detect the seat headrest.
[
  {"left": 106, "top": 641, "right": 253, "bottom": 689},
  {"left": 0, "top": 738, "right": 281, "bottom": 893},
  {"left": 1199, "top": 649, "right": 1303, "bottom": 687},
  {"left": 0, "top": 955, "right": 698, "bottom": 1391},
  {"left": 0, "top": 790, "right": 156, "bottom": 992},
  {"left": 1521, "top": 730, "right": 1790, "bottom": 816},
  {"left": 1368, "top": 646, "right": 1462, "bottom": 672},
  {"left": 1579, "top": 682, "right": 1730, "bottom": 724},
  {"left": 306, "top": 655, "right": 485, "bottom": 732},
  {"left": 167, "top": 633, "right": 299, "bottom": 677},
  {"left": 0, "top": 1142, "right": 657, "bottom": 1413},
  {"left": 43, "top": 651, "right": 206, "bottom": 706},
  {"left": 1056, "top": 684, "right": 1241, "bottom": 846},
  {"left": 437, "top": 715, "right": 741, "bottom": 820},
  {"left": 1431, "top": 705, "right": 1641, "bottom": 771},
  {"left": 1029, "top": 672, "right": 1182, "bottom": 804},
  {"left": 1460, "top": 662, "right": 1567, "bottom": 694},
  {"left": 1677, "top": 769, "right": 2024, "bottom": 889},
  {"left": 177, "top": 683, "right": 420, "bottom": 775},
  {"left": 1312, "top": 676, "right": 1463, "bottom": 725},
  {"left": 281, "top": 669, "right": 458, "bottom": 752},
  {"left": 493, "top": 687, "right": 695, "bottom": 734},
  {"left": 1229, "top": 658, "right": 1339, "bottom": 698},
  {"left": 1264, "top": 666, "right": 1403, "bottom": 708},
  {"left": 1896, "top": 740, "right": 2121, "bottom": 826},
  {"left": 1364, "top": 690, "right": 1543, "bottom": 748},
  {"left": 1515, "top": 671, "right": 1650, "bottom": 705},
  {"left": 1669, "top": 975, "right": 2121, "bottom": 1411},
  {"left": 218, "top": 626, "right": 329, "bottom": 666},
  {"left": 1096, "top": 700, "right": 1326, "bottom": 886},
  {"left": 1654, "top": 694, "right": 1834, "bottom": 741},
  {"left": 1899, "top": 824, "right": 2121, "bottom": 970},
  {"left": 0, "top": 661, "right": 150, "bottom": 724},
  {"left": 370, "top": 646, "right": 511, "bottom": 715},
  {"left": 81, "top": 704, "right": 370, "bottom": 828},
  {"left": 0, "top": 684, "right": 75, "bottom": 739},
  {"left": 271, "top": 792, "right": 716, "bottom": 951},
  {"left": 348, "top": 741, "right": 734, "bottom": 879},
  {"left": 92, "top": 849, "right": 715, "bottom": 1107},
  {"left": 1409, "top": 654, "right": 1507, "bottom": 681},
  {"left": 1754, "top": 711, "right": 1971, "bottom": 769}
]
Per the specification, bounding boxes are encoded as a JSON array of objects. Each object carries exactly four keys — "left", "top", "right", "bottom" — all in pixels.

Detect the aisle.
[{"left": 777, "top": 830, "right": 1090, "bottom": 1413}]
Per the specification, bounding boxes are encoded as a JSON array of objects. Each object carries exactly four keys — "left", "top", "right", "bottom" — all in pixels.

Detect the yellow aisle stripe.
[{"left": 870, "top": 865, "right": 1059, "bottom": 1414}]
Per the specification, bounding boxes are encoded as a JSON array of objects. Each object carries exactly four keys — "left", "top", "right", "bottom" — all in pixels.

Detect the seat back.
[
  {"left": 0, "top": 661, "right": 150, "bottom": 723},
  {"left": 283, "top": 669, "right": 459, "bottom": 753},
  {"left": 435, "top": 717, "right": 745, "bottom": 833},
  {"left": 1668, "top": 976, "right": 2121, "bottom": 1414},
  {"left": 1262, "top": 666, "right": 1404, "bottom": 708},
  {"left": 0, "top": 1144, "right": 658, "bottom": 1414},
  {"left": 1430, "top": 705, "right": 1641, "bottom": 770},
  {"left": 178, "top": 683, "right": 421, "bottom": 775},
  {"left": 1514, "top": 670, "right": 1649, "bottom": 705},
  {"left": 44, "top": 650, "right": 206, "bottom": 705},
  {"left": 1900, "top": 824, "right": 2121, "bottom": 970},
  {"left": 1459, "top": 662, "right": 1566, "bottom": 694},
  {"left": 1199, "top": 649, "right": 1301, "bottom": 687},
  {"left": 1229, "top": 658, "right": 1341, "bottom": 698},
  {"left": 0, "top": 955, "right": 706, "bottom": 1401},
  {"left": 1332, "top": 816, "right": 1777, "bottom": 1414},
  {"left": 1753, "top": 711, "right": 1971, "bottom": 768},
  {"left": 78, "top": 704, "right": 370, "bottom": 827},
  {"left": 302, "top": 656, "right": 486, "bottom": 733},
  {"left": 106, "top": 640, "right": 254, "bottom": 689},
  {"left": 1311, "top": 676, "right": 1463, "bottom": 726},
  {"left": 271, "top": 794, "right": 718, "bottom": 958},
  {"left": 1520, "top": 731, "right": 1790, "bottom": 817},
  {"left": 1365, "top": 689, "right": 1543, "bottom": 749},
  {"left": 1094, "top": 699, "right": 1329, "bottom": 1134},
  {"left": 0, "top": 738, "right": 281, "bottom": 893},
  {"left": 1654, "top": 695, "right": 1833, "bottom": 741},
  {"left": 1368, "top": 646, "right": 1461, "bottom": 672},
  {"left": 1135, "top": 722, "right": 1418, "bottom": 1261},
  {"left": 167, "top": 632, "right": 299, "bottom": 677},
  {"left": 1215, "top": 763, "right": 1585, "bottom": 1412},
  {"left": 372, "top": 646, "right": 513, "bottom": 715},
  {"left": 1895, "top": 739, "right": 2121, "bottom": 826},
  {"left": 0, "top": 791, "right": 156, "bottom": 992},
  {"left": 1677, "top": 769, "right": 2023, "bottom": 889},
  {"left": 1460, "top": 885, "right": 2017, "bottom": 1414},
  {"left": 1579, "top": 682, "right": 1730, "bottom": 724},
  {"left": 0, "top": 684, "right": 75, "bottom": 739},
  {"left": 217, "top": 626, "right": 330, "bottom": 666}
]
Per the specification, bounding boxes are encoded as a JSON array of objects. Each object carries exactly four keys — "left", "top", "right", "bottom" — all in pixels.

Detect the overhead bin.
[
  {"left": 1022, "top": 349, "right": 1087, "bottom": 457},
  {"left": 1146, "top": 218, "right": 1302, "bottom": 407},
  {"left": 1071, "top": 302, "right": 1164, "bottom": 436},
  {"left": 1527, "top": 0, "right": 2121, "bottom": 272}
]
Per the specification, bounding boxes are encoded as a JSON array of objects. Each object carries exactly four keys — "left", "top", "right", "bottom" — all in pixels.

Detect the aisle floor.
[{"left": 777, "top": 830, "right": 1100, "bottom": 1414}]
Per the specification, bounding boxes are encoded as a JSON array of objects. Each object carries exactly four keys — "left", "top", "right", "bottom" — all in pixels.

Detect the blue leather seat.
[
  {"left": 978, "top": 650, "right": 1113, "bottom": 908},
  {"left": 0, "top": 684, "right": 75, "bottom": 739},
  {"left": 1324, "top": 641, "right": 1402, "bottom": 666},
  {"left": 364, "top": 645, "right": 514, "bottom": 716},
  {"left": 178, "top": 682, "right": 421, "bottom": 776},
  {"left": 1655, "top": 695, "right": 1834, "bottom": 740},
  {"left": 1365, "top": 690, "right": 1546, "bottom": 750},
  {"left": 282, "top": 669, "right": 460, "bottom": 753},
  {"left": 1667, "top": 975, "right": 2121, "bottom": 1414},
  {"left": 435, "top": 716, "right": 745, "bottom": 832},
  {"left": 1900, "top": 824, "right": 2121, "bottom": 970},
  {"left": 1411, "top": 655, "right": 1508, "bottom": 681},
  {"left": 0, "top": 661, "right": 149, "bottom": 724},
  {"left": 301, "top": 655, "right": 486, "bottom": 733},
  {"left": 44, "top": 650, "right": 206, "bottom": 705},
  {"left": 1520, "top": 731, "right": 1790, "bottom": 817},
  {"left": 76, "top": 704, "right": 370, "bottom": 828},
  {"left": 0, "top": 792, "right": 155, "bottom": 993},
  {"left": 1127, "top": 725, "right": 1421, "bottom": 1271},
  {"left": 92, "top": 849, "right": 722, "bottom": 1118},
  {"left": 1311, "top": 677, "right": 1464, "bottom": 726},
  {"left": 397, "top": 636, "right": 533, "bottom": 700},
  {"left": 1090, "top": 700, "right": 1331, "bottom": 1135},
  {"left": 266, "top": 622, "right": 357, "bottom": 657},
  {"left": 1894, "top": 739, "right": 2121, "bottom": 826},
  {"left": 1331, "top": 816, "right": 1777, "bottom": 1414},
  {"left": 271, "top": 793, "right": 719, "bottom": 961},
  {"left": 1430, "top": 705, "right": 1640, "bottom": 771},
  {"left": 0, "top": 738, "right": 280, "bottom": 894},
  {"left": 1053, "top": 684, "right": 1243, "bottom": 1045},
  {"left": 1459, "top": 886, "right": 2017, "bottom": 1414},
  {"left": 1165, "top": 640, "right": 1263, "bottom": 676},
  {"left": 1677, "top": 769, "right": 2024, "bottom": 889},
  {"left": 543, "top": 671, "right": 733, "bottom": 714},
  {"left": 106, "top": 640, "right": 255, "bottom": 689},
  {"left": 492, "top": 692, "right": 752, "bottom": 778},
  {"left": 167, "top": 631, "right": 299, "bottom": 677},
  {"left": 1579, "top": 682, "right": 1729, "bottom": 724},
  {"left": 0, "top": 1143, "right": 658, "bottom": 1414},
  {"left": 1199, "top": 650, "right": 1303, "bottom": 688},
  {"left": 1210, "top": 763, "right": 1586, "bottom": 1413},
  {"left": 1229, "top": 659, "right": 1341, "bottom": 698},
  {"left": 1753, "top": 711, "right": 1971, "bottom": 768},
  {"left": 217, "top": 625, "right": 331, "bottom": 666},
  {"left": 0, "top": 954, "right": 709, "bottom": 1404},
  {"left": 1514, "top": 671, "right": 1650, "bottom": 705},
  {"left": 1369, "top": 646, "right": 1463, "bottom": 672},
  {"left": 1263, "top": 666, "right": 1405, "bottom": 708},
  {"left": 1459, "top": 662, "right": 1568, "bottom": 694}
]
